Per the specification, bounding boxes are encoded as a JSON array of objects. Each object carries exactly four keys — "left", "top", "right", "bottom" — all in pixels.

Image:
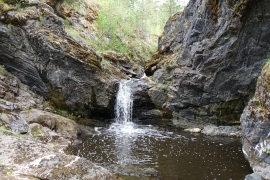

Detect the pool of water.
[{"left": 65, "top": 122, "right": 252, "bottom": 179}]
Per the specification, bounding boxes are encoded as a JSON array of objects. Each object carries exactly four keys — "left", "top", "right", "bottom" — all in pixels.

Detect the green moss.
[
  {"left": 156, "top": 82, "right": 170, "bottom": 88},
  {"left": 65, "top": 27, "right": 93, "bottom": 49},
  {"left": 0, "top": 65, "right": 10, "bottom": 76},
  {"left": 232, "top": 3, "right": 239, "bottom": 12},
  {"left": 263, "top": 55, "right": 270, "bottom": 71},
  {"left": 57, "top": 109, "right": 68, "bottom": 116},
  {"left": 263, "top": 147, "right": 270, "bottom": 154},
  {"left": 1, "top": 3, "right": 16, "bottom": 12}
]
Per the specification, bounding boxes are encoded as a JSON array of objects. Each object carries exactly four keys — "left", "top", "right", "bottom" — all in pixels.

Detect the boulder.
[
  {"left": 201, "top": 125, "right": 241, "bottom": 137},
  {"left": 20, "top": 109, "right": 80, "bottom": 137},
  {"left": 0, "top": 135, "right": 119, "bottom": 180}
]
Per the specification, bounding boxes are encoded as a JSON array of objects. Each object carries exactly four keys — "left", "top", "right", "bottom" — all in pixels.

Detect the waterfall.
[{"left": 115, "top": 79, "right": 133, "bottom": 124}]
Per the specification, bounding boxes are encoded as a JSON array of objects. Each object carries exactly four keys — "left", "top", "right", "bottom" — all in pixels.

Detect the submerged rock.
[
  {"left": 184, "top": 128, "right": 201, "bottom": 133},
  {"left": 201, "top": 125, "right": 241, "bottom": 137}
]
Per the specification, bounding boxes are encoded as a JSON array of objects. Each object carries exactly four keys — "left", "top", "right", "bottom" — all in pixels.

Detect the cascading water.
[
  {"left": 66, "top": 78, "right": 253, "bottom": 179},
  {"left": 114, "top": 79, "right": 133, "bottom": 124}
]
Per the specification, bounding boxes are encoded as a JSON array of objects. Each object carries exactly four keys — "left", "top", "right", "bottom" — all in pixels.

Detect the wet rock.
[
  {"left": 0, "top": 135, "right": 119, "bottom": 180},
  {"left": 245, "top": 173, "right": 262, "bottom": 180},
  {"left": 184, "top": 128, "right": 201, "bottom": 133},
  {"left": 130, "top": 78, "right": 161, "bottom": 123},
  {"left": 148, "top": 86, "right": 167, "bottom": 109},
  {"left": 106, "top": 164, "right": 158, "bottom": 178},
  {"left": 102, "top": 51, "right": 144, "bottom": 78},
  {"left": 241, "top": 60, "right": 270, "bottom": 179},
  {"left": 138, "top": 109, "right": 162, "bottom": 120},
  {"left": 147, "top": 0, "right": 270, "bottom": 125},
  {"left": 201, "top": 125, "right": 241, "bottom": 137}
]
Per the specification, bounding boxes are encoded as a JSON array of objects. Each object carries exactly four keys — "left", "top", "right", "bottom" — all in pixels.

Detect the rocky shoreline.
[
  {"left": 0, "top": 134, "right": 119, "bottom": 180},
  {"left": 0, "top": 70, "right": 119, "bottom": 179},
  {"left": 0, "top": 0, "right": 270, "bottom": 179}
]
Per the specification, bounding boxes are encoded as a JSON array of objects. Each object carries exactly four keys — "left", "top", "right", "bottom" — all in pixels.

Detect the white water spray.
[{"left": 114, "top": 79, "right": 133, "bottom": 124}]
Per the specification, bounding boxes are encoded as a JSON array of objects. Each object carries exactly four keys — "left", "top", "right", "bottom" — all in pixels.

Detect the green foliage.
[
  {"left": 57, "top": 109, "right": 68, "bottom": 116},
  {"left": 43, "top": 102, "right": 50, "bottom": 108},
  {"left": 92, "top": 0, "right": 184, "bottom": 62},
  {"left": 262, "top": 54, "right": 270, "bottom": 72},
  {"left": 0, "top": 65, "right": 6, "bottom": 73},
  {"left": 68, "top": 113, "right": 75, "bottom": 118},
  {"left": 65, "top": 26, "right": 93, "bottom": 48},
  {"left": 65, "top": 0, "right": 74, "bottom": 5},
  {"left": 232, "top": 2, "right": 240, "bottom": 12},
  {"left": 15, "top": 2, "right": 21, "bottom": 10},
  {"left": 263, "top": 147, "right": 270, "bottom": 154},
  {"left": 39, "top": 12, "right": 44, "bottom": 26},
  {"left": 63, "top": 19, "right": 69, "bottom": 26},
  {"left": 0, "top": 65, "right": 10, "bottom": 76}
]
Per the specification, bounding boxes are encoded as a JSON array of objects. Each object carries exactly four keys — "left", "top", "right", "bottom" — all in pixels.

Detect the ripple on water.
[{"left": 65, "top": 124, "right": 252, "bottom": 179}]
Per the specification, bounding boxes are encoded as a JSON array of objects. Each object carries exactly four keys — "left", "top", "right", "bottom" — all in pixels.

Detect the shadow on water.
[{"left": 65, "top": 122, "right": 252, "bottom": 180}]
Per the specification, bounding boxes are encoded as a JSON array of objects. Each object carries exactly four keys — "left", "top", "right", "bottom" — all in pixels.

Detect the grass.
[
  {"left": 156, "top": 82, "right": 170, "bottom": 88},
  {"left": 263, "top": 55, "right": 270, "bottom": 67},
  {"left": 39, "top": 12, "right": 44, "bottom": 26},
  {"left": 263, "top": 147, "right": 270, "bottom": 154},
  {"left": 231, "top": 2, "right": 240, "bottom": 12},
  {"left": 43, "top": 101, "right": 50, "bottom": 108},
  {"left": 0, "top": 65, "right": 10, "bottom": 76},
  {"left": 0, "top": 126, "right": 28, "bottom": 137},
  {"left": 65, "top": 26, "right": 93, "bottom": 48},
  {"left": 63, "top": 19, "right": 69, "bottom": 26},
  {"left": 64, "top": 0, "right": 82, "bottom": 11},
  {"left": 57, "top": 109, "right": 68, "bottom": 116}
]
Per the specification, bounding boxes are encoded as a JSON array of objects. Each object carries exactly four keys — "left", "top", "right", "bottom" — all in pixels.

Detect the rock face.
[
  {"left": 0, "top": 66, "right": 119, "bottom": 179},
  {"left": 241, "top": 61, "right": 270, "bottom": 180},
  {"left": 0, "top": 69, "right": 91, "bottom": 138},
  {"left": 146, "top": 0, "right": 270, "bottom": 126},
  {"left": 0, "top": 135, "right": 119, "bottom": 180},
  {"left": 131, "top": 78, "right": 161, "bottom": 123},
  {"left": 0, "top": 0, "right": 119, "bottom": 119}
]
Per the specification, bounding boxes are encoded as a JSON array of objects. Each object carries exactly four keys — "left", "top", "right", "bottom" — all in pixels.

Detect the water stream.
[{"left": 66, "top": 79, "right": 252, "bottom": 179}]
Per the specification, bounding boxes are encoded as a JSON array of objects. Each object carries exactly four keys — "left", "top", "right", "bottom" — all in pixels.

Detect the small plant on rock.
[{"left": 263, "top": 147, "right": 270, "bottom": 154}]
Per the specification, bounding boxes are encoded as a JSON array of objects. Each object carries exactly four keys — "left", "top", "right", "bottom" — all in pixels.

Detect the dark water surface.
[{"left": 65, "top": 122, "right": 252, "bottom": 179}]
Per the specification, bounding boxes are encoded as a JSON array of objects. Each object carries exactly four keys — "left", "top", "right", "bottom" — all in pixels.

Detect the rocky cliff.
[
  {"left": 0, "top": 67, "right": 119, "bottom": 179},
  {"left": 241, "top": 59, "right": 270, "bottom": 179},
  {"left": 0, "top": 0, "right": 135, "bottom": 119},
  {"left": 146, "top": 0, "right": 270, "bottom": 127}
]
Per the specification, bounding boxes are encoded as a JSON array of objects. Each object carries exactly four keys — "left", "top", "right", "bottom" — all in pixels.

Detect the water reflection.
[{"left": 66, "top": 123, "right": 252, "bottom": 179}]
